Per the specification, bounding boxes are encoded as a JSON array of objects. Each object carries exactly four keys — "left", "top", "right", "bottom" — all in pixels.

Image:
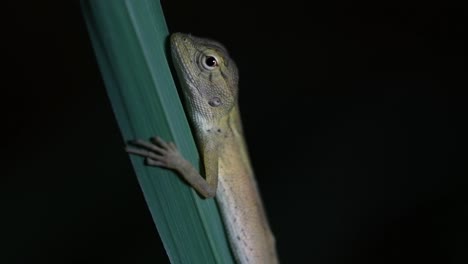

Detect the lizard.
[{"left": 125, "top": 32, "right": 279, "bottom": 264}]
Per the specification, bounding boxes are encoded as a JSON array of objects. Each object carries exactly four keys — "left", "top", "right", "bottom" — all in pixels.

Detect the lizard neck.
[
  {"left": 190, "top": 105, "right": 249, "bottom": 167},
  {"left": 191, "top": 104, "right": 253, "bottom": 177},
  {"left": 193, "top": 105, "right": 243, "bottom": 146}
]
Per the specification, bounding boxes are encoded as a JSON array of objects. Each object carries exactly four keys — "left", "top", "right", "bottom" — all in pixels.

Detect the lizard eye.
[{"left": 202, "top": 55, "right": 219, "bottom": 70}]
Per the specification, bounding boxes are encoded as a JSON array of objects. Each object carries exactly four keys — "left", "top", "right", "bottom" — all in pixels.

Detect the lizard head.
[{"left": 170, "top": 33, "right": 239, "bottom": 129}]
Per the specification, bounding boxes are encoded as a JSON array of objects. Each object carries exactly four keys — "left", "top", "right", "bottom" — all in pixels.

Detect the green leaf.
[{"left": 80, "top": 1, "right": 234, "bottom": 263}]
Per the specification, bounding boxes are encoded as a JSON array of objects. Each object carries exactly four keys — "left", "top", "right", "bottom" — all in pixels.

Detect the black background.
[{"left": 3, "top": 1, "right": 467, "bottom": 263}]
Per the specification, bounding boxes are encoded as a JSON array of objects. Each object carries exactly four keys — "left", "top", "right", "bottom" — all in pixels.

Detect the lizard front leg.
[{"left": 125, "top": 136, "right": 218, "bottom": 198}]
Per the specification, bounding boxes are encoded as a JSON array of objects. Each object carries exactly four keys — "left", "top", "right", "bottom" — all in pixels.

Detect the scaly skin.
[{"left": 126, "top": 33, "right": 278, "bottom": 264}]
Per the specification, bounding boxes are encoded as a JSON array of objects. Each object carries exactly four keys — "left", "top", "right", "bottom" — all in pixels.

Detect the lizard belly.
[{"left": 216, "top": 162, "right": 278, "bottom": 264}]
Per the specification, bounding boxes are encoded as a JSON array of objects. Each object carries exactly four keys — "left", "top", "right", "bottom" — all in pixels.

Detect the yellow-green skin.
[
  {"left": 171, "top": 32, "right": 278, "bottom": 264},
  {"left": 127, "top": 33, "right": 278, "bottom": 264}
]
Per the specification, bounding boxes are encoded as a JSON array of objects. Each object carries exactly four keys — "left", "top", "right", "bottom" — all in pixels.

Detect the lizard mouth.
[{"left": 170, "top": 33, "right": 203, "bottom": 97}]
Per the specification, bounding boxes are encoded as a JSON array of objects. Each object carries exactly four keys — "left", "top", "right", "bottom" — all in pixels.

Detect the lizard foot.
[{"left": 125, "top": 136, "right": 184, "bottom": 170}]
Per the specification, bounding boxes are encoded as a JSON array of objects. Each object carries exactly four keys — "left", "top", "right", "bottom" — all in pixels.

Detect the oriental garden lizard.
[{"left": 126, "top": 33, "right": 279, "bottom": 264}]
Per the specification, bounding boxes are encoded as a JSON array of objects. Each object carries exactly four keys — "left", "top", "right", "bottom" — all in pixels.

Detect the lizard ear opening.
[{"left": 208, "top": 97, "right": 222, "bottom": 107}]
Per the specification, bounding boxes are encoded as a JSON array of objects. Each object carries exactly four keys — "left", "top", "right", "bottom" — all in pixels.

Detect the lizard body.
[{"left": 126, "top": 33, "right": 278, "bottom": 264}]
